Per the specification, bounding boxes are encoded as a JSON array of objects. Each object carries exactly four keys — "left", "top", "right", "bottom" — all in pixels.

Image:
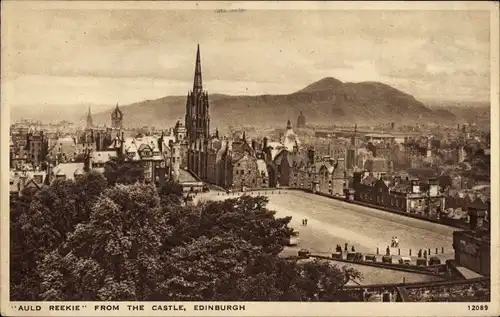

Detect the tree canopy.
[
  {"left": 11, "top": 176, "right": 360, "bottom": 301},
  {"left": 103, "top": 156, "right": 145, "bottom": 186}
]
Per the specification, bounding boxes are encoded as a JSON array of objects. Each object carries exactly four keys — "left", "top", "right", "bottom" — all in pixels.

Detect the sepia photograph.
[{"left": 1, "top": 1, "right": 498, "bottom": 316}]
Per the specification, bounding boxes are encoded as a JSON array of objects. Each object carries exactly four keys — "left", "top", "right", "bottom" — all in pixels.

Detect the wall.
[
  {"left": 453, "top": 231, "right": 490, "bottom": 276},
  {"left": 232, "top": 153, "right": 259, "bottom": 189}
]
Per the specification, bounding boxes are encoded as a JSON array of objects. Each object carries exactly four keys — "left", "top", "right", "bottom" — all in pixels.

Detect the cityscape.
[{"left": 4, "top": 3, "right": 494, "bottom": 312}]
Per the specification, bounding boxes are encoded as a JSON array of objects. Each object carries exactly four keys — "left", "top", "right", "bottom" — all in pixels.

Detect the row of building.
[{"left": 9, "top": 45, "right": 491, "bottom": 224}]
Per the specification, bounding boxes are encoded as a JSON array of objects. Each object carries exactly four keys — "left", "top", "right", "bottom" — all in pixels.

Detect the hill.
[
  {"left": 90, "top": 77, "right": 461, "bottom": 129},
  {"left": 423, "top": 99, "right": 490, "bottom": 126}
]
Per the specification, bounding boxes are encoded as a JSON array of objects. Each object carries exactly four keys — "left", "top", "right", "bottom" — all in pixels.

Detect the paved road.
[{"left": 197, "top": 190, "right": 455, "bottom": 259}]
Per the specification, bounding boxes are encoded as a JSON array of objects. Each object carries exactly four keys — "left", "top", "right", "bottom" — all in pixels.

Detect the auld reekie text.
[{"left": 16, "top": 305, "right": 83, "bottom": 311}]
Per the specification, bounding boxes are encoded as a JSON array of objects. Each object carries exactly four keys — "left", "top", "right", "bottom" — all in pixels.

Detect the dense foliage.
[
  {"left": 103, "top": 156, "right": 145, "bottom": 186},
  {"left": 11, "top": 173, "right": 360, "bottom": 301}
]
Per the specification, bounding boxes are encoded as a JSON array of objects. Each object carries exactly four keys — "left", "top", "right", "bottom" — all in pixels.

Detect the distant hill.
[
  {"left": 86, "top": 77, "right": 472, "bottom": 129},
  {"left": 423, "top": 99, "right": 490, "bottom": 126}
]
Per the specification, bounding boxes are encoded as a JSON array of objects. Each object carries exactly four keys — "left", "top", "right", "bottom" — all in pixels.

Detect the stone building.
[
  {"left": 10, "top": 127, "right": 32, "bottom": 169},
  {"left": 185, "top": 45, "right": 210, "bottom": 180},
  {"left": 111, "top": 103, "right": 124, "bottom": 129},
  {"left": 206, "top": 134, "right": 222, "bottom": 185},
  {"left": 256, "top": 159, "right": 269, "bottom": 188},
  {"left": 173, "top": 120, "right": 189, "bottom": 169},
  {"left": 317, "top": 159, "right": 335, "bottom": 194},
  {"left": 352, "top": 174, "right": 446, "bottom": 216},
  {"left": 296, "top": 110, "right": 306, "bottom": 129},
  {"left": 26, "top": 130, "right": 48, "bottom": 168},
  {"left": 332, "top": 157, "right": 346, "bottom": 195},
  {"left": 225, "top": 133, "right": 259, "bottom": 190}
]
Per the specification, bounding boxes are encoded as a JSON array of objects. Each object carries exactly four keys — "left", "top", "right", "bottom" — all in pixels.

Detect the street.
[{"left": 198, "top": 190, "right": 455, "bottom": 258}]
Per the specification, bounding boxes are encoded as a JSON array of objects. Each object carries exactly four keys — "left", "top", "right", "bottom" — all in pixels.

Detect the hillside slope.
[{"left": 92, "top": 77, "right": 459, "bottom": 128}]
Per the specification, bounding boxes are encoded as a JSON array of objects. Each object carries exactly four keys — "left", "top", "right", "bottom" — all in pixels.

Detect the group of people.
[
  {"left": 301, "top": 218, "right": 308, "bottom": 226},
  {"left": 390, "top": 236, "right": 400, "bottom": 247},
  {"left": 335, "top": 243, "right": 355, "bottom": 253}
]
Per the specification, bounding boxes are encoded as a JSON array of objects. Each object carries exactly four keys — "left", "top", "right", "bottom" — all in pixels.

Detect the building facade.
[
  {"left": 111, "top": 103, "right": 124, "bottom": 129},
  {"left": 186, "top": 45, "right": 210, "bottom": 180}
]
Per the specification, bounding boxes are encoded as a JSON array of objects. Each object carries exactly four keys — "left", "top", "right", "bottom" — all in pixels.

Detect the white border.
[{"left": 1, "top": 1, "right": 499, "bottom": 316}]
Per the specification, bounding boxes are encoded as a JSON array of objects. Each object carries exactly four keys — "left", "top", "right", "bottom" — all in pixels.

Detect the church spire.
[
  {"left": 351, "top": 124, "right": 357, "bottom": 146},
  {"left": 86, "top": 106, "right": 93, "bottom": 129},
  {"left": 193, "top": 44, "right": 203, "bottom": 93}
]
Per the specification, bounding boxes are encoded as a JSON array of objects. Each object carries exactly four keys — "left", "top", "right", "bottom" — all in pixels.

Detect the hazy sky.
[{"left": 2, "top": 3, "right": 492, "bottom": 112}]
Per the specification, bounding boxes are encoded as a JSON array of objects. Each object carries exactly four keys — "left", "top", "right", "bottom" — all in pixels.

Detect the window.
[
  {"left": 262, "top": 179, "right": 266, "bottom": 184},
  {"left": 172, "top": 157, "right": 176, "bottom": 163},
  {"left": 238, "top": 163, "right": 241, "bottom": 167}
]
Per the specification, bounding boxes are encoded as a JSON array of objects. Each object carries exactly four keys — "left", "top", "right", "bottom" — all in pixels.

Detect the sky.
[{"left": 2, "top": 2, "right": 492, "bottom": 113}]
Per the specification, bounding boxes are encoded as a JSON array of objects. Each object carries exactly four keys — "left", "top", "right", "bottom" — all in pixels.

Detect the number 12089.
[{"left": 468, "top": 305, "right": 488, "bottom": 311}]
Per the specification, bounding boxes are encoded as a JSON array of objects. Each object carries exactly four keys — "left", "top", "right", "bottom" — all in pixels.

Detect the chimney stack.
[{"left": 262, "top": 137, "right": 268, "bottom": 151}]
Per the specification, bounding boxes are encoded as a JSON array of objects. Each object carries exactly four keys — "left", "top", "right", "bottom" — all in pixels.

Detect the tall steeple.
[
  {"left": 351, "top": 124, "right": 357, "bottom": 146},
  {"left": 86, "top": 106, "right": 93, "bottom": 129},
  {"left": 111, "top": 102, "right": 123, "bottom": 129},
  {"left": 193, "top": 44, "right": 203, "bottom": 93}
]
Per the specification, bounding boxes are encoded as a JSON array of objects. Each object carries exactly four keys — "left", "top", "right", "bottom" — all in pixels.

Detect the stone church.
[{"left": 185, "top": 45, "right": 211, "bottom": 180}]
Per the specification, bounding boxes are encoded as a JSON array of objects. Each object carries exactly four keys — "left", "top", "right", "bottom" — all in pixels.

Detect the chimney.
[{"left": 262, "top": 137, "right": 268, "bottom": 151}]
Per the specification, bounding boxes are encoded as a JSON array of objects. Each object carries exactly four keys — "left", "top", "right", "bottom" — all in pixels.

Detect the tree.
[
  {"left": 17, "top": 185, "right": 360, "bottom": 301},
  {"left": 38, "top": 183, "right": 170, "bottom": 301},
  {"left": 158, "top": 180, "right": 184, "bottom": 206},
  {"left": 103, "top": 156, "right": 144, "bottom": 186},
  {"left": 10, "top": 172, "right": 108, "bottom": 300},
  {"left": 10, "top": 187, "right": 39, "bottom": 300},
  {"left": 197, "top": 195, "right": 294, "bottom": 255},
  {"left": 156, "top": 234, "right": 260, "bottom": 301}
]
